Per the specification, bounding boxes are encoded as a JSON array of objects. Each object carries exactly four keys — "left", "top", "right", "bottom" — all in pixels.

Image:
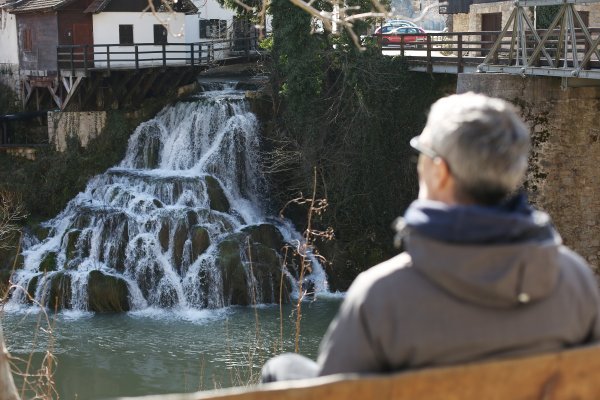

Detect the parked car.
[
  {"left": 376, "top": 26, "right": 427, "bottom": 47},
  {"left": 373, "top": 20, "right": 418, "bottom": 35}
]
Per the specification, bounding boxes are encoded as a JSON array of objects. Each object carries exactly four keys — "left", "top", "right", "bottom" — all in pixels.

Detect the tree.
[{"left": 0, "top": 190, "right": 26, "bottom": 400}]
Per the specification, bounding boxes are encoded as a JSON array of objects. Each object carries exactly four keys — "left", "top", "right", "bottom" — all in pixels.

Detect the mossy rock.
[
  {"left": 87, "top": 270, "right": 130, "bottom": 312},
  {"left": 26, "top": 274, "right": 40, "bottom": 303},
  {"left": 40, "top": 252, "right": 59, "bottom": 272},
  {"left": 246, "top": 243, "right": 290, "bottom": 304},
  {"left": 205, "top": 175, "right": 230, "bottom": 213},
  {"left": 46, "top": 271, "right": 72, "bottom": 311},
  {"left": 216, "top": 239, "right": 247, "bottom": 306},
  {"left": 65, "top": 229, "right": 81, "bottom": 263},
  {"left": 191, "top": 226, "right": 210, "bottom": 260},
  {"left": 158, "top": 219, "right": 170, "bottom": 252},
  {"left": 187, "top": 210, "right": 198, "bottom": 226},
  {"left": 241, "top": 224, "right": 285, "bottom": 250},
  {"left": 173, "top": 222, "right": 187, "bottom": 273},
  {"left": 32, "top": 224, "right": 51, "bottom": 241}
]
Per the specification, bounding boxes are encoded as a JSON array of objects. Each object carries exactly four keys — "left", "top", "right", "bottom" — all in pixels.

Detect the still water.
[{"left": 3, "top": 296, "right": 342, "bottom": 399}]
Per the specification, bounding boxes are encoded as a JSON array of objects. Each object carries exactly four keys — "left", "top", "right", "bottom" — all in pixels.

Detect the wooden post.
[
  {"left": 107, "top": 45, "right": 111, "bottom": 71},
  {"left": 162, "top": 44, "right": 167, "bottom": 67},
  {"left": 427, "top": 35, "right": 432, "bottom": 73},
  {"left": 401, "top": 35, "right": 405, "bottom": 57},
  {"left": 135, "top": 45, "right": 139, "bottom": 70},
  {"left": 457, "top": 33, "right": 463, "bottom": 73},
  {"left": 84, "top": 44, "right": 88, "bottom": 74},
  {"left": 190, "top": 43, "right": 195, "bottom": 66},
  {"left": 70, "top": 46, "right": 74, "bottom": 76}
]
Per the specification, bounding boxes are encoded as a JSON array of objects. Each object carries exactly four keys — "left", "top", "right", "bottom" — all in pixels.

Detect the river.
[
  {"left": 3, "top": 80, "right": 342, "bottom": 399},
  {"left": 3, "top": 295, "right": 342, "bottom": 399}
]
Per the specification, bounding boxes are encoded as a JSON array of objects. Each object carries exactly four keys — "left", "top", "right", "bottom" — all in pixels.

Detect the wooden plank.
[{"left": 118, "top": 345, "right": 600, "bottom": 400}]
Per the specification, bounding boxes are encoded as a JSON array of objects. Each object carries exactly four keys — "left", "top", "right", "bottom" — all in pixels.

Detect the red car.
[{"left": 376, "top": 26, "right": 427, "bottom": 47}]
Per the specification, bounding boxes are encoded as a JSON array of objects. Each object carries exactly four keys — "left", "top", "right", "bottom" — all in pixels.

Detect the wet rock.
[
  {"left": 241, "top": 224, "right": 285, "bottom": 250},
  {"left": 40, "top": 252, "right": 58, "bottom": 272},
  {"left": 45, "top": 271, "right": 72, "bottom": 311},
  {"left": 26, "top": 274, "right": 40, "bottom": 303},
  {"left": 87, "top": 270, "right": 130, "bottom": 312},
  {"left": 137, "top": 261, "right": 164, "bottom": 299},
  {"left": 158, "top": 282, "right": 178, "bottom": 308},
  {"left": 113, "top": 222, "right": 129, "bottom": 273},
  {"left": 173, "top": 222, "right": 187, "bottom": 273},
  {"left": 191, "top": 226, "right": 210, "bottom": 260},
  {"left": 31, "top": 224, "right": 51, "bottom": 241},
  {"left": 65, "top": 230, "right": 81, "bottom": 262},
  {"left": 246, "top": 243, "right": 290, "bottom": 304},
  {"left": 216, "top": 239, "right": 247, "bottom": 306},
  {"left": 0, "top": 269, "right": 12, "bottom": 297},
  {"left": 158, "top": 219, "right": 170, "bottom": 252},
  {"left": 152, "top": 199, "right": 164, "bottom": 209},
  {"left": 186, "top": 210, "right": 198, "bottom": 226},
  {"left": 205, "top": 175, "right": 230, "bottom": 213}
]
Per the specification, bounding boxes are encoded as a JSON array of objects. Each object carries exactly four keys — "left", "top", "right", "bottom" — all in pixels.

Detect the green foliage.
[
  {"left": 0, "top": 82, "right": 18, "bottom": 114},
  {"left": 536, "top": 5, "right": 562, "bottom": 29},
  {"left": 0, "top": 111, "right": 134, "bottom": 218},
  {"left": 266, "top": 9, "right": 456, "bottom": 289}
]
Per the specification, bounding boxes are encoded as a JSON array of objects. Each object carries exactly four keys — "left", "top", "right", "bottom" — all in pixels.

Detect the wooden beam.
[{"left": 61, "top": 76, "right": 84, "bottom": 111}]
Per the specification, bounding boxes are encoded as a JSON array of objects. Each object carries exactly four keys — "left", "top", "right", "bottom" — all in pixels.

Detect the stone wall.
[
  {"left": 451, "top": 2, "right": 600, "bottom": 32},
  {"left": 48, "top": 111, "right": 108, "bottom": 152},
  {"left": 457, "top": 73, "right": 600, "bottom": 272}
]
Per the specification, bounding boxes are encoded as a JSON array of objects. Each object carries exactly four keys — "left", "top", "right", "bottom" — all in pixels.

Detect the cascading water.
[{"left": 8, "top": 83, "right": 328, "bottom": 313}]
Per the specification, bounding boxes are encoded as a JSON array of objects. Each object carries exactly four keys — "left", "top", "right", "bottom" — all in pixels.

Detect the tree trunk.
[{"left": 0, "top": 323, "right": 20, "bottom": 400}]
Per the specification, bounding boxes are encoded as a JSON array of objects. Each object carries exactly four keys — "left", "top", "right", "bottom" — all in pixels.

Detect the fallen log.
[{"left": 118, "top": 344, "right": 600, "bottom": 400}]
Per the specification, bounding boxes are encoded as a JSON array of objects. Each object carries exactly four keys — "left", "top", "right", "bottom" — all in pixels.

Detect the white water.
[{"left": 8, "top": 83, "right": 328, "bottom": 314}]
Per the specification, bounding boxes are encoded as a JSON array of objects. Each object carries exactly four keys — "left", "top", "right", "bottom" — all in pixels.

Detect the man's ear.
[{"left": 432, "top": 157, "right": 451, "bottom": 190}]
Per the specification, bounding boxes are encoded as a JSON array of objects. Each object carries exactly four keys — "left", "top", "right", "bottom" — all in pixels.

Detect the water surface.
[{"left": 3, "top": 296, "right": 342, "bottom": 399}]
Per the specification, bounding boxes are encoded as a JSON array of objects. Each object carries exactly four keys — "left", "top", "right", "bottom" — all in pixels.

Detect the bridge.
[{"left": 378, "top": 0, "right": 600, "bottom": 81}]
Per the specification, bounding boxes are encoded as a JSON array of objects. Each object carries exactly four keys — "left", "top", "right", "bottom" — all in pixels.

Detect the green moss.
[
  {"left": 87, "top": 270, "right": 130, "bottom": 312},
  {"left": 40, "top": 252, "right": 58, "bottom": 272},
  {"left": 205, "top": 175, "right": 230, "bottom": 213}
]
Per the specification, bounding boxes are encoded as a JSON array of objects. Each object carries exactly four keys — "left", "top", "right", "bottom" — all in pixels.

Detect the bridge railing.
[
  {"left": 57, "top": 35, "right": 261, "bottom": 74},
  {"left": 378, "top": 28, "right": 600, "bottom": 73}
]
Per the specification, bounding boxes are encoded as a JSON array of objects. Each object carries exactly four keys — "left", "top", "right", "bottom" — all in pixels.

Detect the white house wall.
[
  {"left": 0, "top": 8, "right": 18, "bottom": 65},
  {"left": 92, "top": 12, "right": 187, "bottom": 68}
]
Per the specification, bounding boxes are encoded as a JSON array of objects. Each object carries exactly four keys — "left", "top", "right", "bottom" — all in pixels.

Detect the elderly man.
[{"left": 261, "top": 92, "right": 600, "bottom": 382}]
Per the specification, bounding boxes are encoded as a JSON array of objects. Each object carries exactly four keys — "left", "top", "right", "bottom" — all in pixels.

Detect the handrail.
[
  {"left": 56, "top": 35, "right": 262, "bottom": 74},
  {"left": 374, "top": 28, "right": 599, "bottom": 77}
]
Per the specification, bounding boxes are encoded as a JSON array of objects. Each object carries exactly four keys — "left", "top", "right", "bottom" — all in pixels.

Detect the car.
[
  {"left": 373, "top": 20, "right": 418, "bottom": 35},
  {"left": 376, "top": 26, "right": 427, "bottom": 47}
]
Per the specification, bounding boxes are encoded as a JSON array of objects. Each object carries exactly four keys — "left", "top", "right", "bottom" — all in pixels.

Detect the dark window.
[
  {"left": 23, "top": 28, "right": 32, "bottom": 52},
  {"left": 154, "top": 24, "right": 168, "bottom": 44},
  {"left": 199, "top": 19, "right": 227, "bottom": 39},
  {"left": 119, "top": 25, "right": 134, "bottom": 45}
]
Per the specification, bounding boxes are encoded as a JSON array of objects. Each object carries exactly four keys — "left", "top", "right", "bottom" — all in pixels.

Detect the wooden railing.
[
  {"left": 56, "top": 35, "right": 261, "bottom": 74},
  {"left": 376, "top": 28, "right": 600, "bottom": 76}
]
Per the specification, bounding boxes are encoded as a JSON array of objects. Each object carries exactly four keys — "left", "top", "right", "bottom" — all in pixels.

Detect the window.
[
  {"left": 23, "top": 28, "right": 32, "bottom": 52},
  {"left": 199, "top": 19, "right": 227, "bottom": 39},
  {"left": 154, "top": 24, "right": 168, "bottom": 45},
  {"left": 119, "top": 25, "right": 133, "bottom": 45}
]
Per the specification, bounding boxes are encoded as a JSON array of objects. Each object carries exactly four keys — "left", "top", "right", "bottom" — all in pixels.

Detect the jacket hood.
[{"left": 395, "top": 194, "right": 562, "bottom": 308}]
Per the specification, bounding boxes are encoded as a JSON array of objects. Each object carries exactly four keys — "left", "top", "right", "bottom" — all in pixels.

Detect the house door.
[
  {"left": 73, "top": 23, "right": 94, "bottom": 65},
  {"left": 481, "top": 12, "right": 502, "bottom": 56}
]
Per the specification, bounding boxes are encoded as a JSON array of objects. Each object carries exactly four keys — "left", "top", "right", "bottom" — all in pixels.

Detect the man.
[{"left": 262, "top": 92, "right": 600, "bottom": 382}]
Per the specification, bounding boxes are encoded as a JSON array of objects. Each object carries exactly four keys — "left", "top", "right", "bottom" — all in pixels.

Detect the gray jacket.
[{"left": 317, "top": 201, "right": 600, "bottom": 375}]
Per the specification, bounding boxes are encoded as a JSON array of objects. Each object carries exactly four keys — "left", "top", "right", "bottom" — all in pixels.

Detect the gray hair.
[{"left": 420, "top": 92, "right": 530, "bottom": 205}]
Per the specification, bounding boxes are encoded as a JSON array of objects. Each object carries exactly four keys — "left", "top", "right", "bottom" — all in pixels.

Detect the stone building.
[{"left": 445, "top": 0, "right": 600, "bottom": 33}]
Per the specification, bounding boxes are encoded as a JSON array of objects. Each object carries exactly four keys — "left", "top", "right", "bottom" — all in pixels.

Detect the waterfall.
[{"left": 8, "top": 83, "right": 328, "bottom": 313}]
